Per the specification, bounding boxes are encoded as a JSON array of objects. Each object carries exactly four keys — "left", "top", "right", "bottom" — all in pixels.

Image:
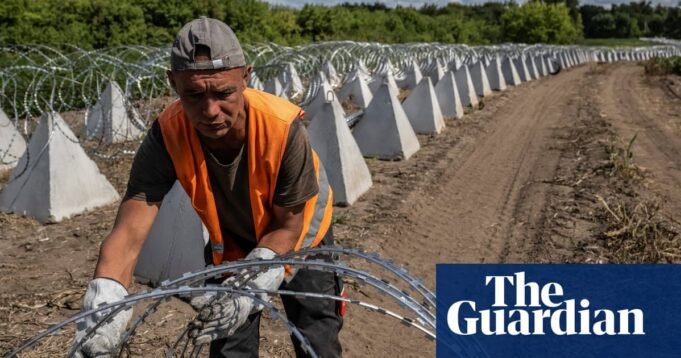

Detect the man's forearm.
[
  {"left": 93, "top": 198, "right": 160, "bottom": 288},
  {"left": 257, "top": 227, "right": 300, "bottom": 256},
  {"left": 94, "top": 231, "right": 144, "bottom": 288},
  {"left": 257, "top": 202, "right": 306, "bottom": 256}
]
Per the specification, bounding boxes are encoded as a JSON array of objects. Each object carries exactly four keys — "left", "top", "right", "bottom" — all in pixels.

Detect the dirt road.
[
  {"left": 338, "top": 62, "right": 680, "bottom": 357},
  {"left": 599, "top": 63, "right": 681, "bottom": 217},
  {"left": 338, "top": 65, "right": 592, "bottom": 357},
  {"left": 2, "top": 62, "right": 679, "bottom": 357}
]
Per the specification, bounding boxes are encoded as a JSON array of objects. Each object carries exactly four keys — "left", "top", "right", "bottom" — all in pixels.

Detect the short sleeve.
[
  {"left": 124, "top": 120, "right": 177, "bottom": 202},
  {"left": 273, "top": 118, "right": 319, "bottom": 207}
]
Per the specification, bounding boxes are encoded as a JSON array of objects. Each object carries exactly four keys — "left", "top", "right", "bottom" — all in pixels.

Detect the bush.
[{"left": 644, "top": 57, "right": 681, "bottom": 76}]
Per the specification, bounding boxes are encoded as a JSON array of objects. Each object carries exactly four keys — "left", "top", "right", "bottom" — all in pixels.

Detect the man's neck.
[{"left": 201, "top": 109, "right": 247, "bottom": 160}]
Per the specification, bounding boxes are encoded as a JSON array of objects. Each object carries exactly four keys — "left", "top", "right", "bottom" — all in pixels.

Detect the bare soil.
[{"left": 1, "top": 62, "right": 680, "bottom": 357}]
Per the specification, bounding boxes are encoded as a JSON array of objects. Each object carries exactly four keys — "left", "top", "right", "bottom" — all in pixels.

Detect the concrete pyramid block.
[
  {"left": 308, "top": 94, "right": 372, "bottom": 206},
  {"left": 0, "top": 108, "right": 27, "bottom": 171},
  {"left": 453, "top": 66, "right": 478, "bottom": 108},
  {"left": 354, "top": 59, "right": 372, "bottom": 81},
  {"left": 248, "top": 72, "right": 264, "bottom": 90},
  {"left": 404, "top": 77, "right": 446, "bottom": 134},
  {"left": 338, "top": 69, "right": 374, "bottom": 111},
  {"left": 279, "top": 63, "right": 305, "bottom": 100},
  {"left": 265, "top": 76, "right": 288, "bottom": 99},
  {"left": 469, "top": 61, "right": 492, "bottom": 98},
  {"left": 566, "top": 52, "right": 575, "bottom": 67},
  {"left": 452, "top": 56, "right": 463, "bottom": 72},
  {"left": 85, "top": 81, "right": 145, "bottom": 144},
  {"left": 514, "top": 56, "right": 531, "bottom": 82},
  {"left": 558, "top": 52, "right": 570, "bottom": 69},
  {"left": 135, "top": 181, "right": 209, "bottom": 286},
  {"left": 544, "top": 55, "right": 556, "bottom": 73},
  {"left": 369, "top": 70, "right": 399, "bottom": 96},
  {"left": 322, "top": 61, "right": 341, "bottom": 88},
  {"left": 303, "top": 76, "right": 336, "bottom": 120},
  {"left": 526, "top": 56, "right": 539, "bottom": 80},
  {"left": 535, "top": 56, "right": 548, "bottom": 77},
  {"left": 559, "top": 53, "right": 569, "bottom": 69},
  {"left": 398, "top": 60, "right": 423, "bottom": 90},
  {"left": 485, "top": 58, "right": 507, "bottom": 91},
  {"left": 501, "top": 57, "right": 521, "bottom": 86},
  {"left": 0, "top": 112, "right": 119, "bottom": 223},
  {"left": 353, "top": 81, "right": 420, "bottom": 160},
  {"left": 434, "top": 71, "right": 464, "bottom": 120},
  {"left": 375, "top": 58, "right": 395, "bottom": 75},
  {"left": 428, "top": 60, "right": 446, "bottom": 85}
]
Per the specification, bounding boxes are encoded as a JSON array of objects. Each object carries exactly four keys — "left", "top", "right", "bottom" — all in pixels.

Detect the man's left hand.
[
  {"left": 188, "top": 247, "right": 285, "bottom": 345},
  {"left": 188, "top": 293, "right": 254, "bottom": 345}
]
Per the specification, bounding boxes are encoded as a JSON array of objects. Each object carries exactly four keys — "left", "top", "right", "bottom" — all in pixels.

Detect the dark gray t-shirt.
[{"left": 125, "top": 117, "right": 318, "bottom": 253}]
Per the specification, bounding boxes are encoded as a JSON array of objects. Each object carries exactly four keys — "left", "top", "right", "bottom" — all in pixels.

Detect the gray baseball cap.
[{"left": 170, "top": 16, "right": 246, "bottom": 71}]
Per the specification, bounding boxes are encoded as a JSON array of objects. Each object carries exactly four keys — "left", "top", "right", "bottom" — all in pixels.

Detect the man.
[{"left": 72, "top": 17, "right": 343, "bottom": 358}]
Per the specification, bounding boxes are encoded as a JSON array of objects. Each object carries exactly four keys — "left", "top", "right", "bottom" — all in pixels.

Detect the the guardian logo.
[{"left": 447, "top": 272, "right": 645, "bottom": 336}]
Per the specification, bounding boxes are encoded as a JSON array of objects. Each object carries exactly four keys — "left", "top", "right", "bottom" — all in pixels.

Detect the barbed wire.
[
  {"left": 5, "top": 247, "right": 466, "bottom": 358},
  {"left": 1, "top": 41, "right": 678, "bottom": 208},
  {"left": 2, "top": 42, "right": 677, "bottom": 124}
]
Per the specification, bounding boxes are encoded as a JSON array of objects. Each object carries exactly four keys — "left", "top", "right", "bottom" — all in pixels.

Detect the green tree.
[
  {"left": 590, "top": 13, "right": 617, "bottom": 38},
  {"left": 614, "top": 12, "right": 640, "bottom": 38},
  {"left": 501, "top": 2, "right": 580, "bottom": 44}
]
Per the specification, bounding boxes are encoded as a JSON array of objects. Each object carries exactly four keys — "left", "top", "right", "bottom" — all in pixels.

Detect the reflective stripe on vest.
[
  {"left": 300, "top": 159, "right": 331, "bottom": 249},
  {"left": 158, "top": 88, "right": 333, "bottom": 265},
  {"left": 211, "top": 242, "right": 224, "bottom": 254}
]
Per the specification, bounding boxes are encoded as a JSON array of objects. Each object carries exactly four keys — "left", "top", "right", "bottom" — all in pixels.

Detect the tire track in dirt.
[
  {"left": 599, "top": 63, "right": 681, "bottom": 218},
  {"left": 382, "top": 66, "right": 590, "bottom": 283}
]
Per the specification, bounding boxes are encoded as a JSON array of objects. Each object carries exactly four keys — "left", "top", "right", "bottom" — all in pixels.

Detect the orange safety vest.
[{"left": 158, "top": 88, "right": 333, "bottom": 265}]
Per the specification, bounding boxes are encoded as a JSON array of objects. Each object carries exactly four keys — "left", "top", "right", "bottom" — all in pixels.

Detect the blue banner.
[{"left": 436, "top": 265, "right": 681, "bottom": 358}]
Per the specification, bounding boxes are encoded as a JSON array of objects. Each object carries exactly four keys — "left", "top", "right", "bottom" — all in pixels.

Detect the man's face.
[{"left": 168, "top": 66, "right": 250, "bottom": 140}]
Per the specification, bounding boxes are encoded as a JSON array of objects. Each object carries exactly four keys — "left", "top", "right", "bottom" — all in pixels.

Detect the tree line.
[
  {"left": 581, "top": 1, "right": 681, "bottom": 39},
  {"left": 0, "top": 0, "right": 679, "bottom": 49}
]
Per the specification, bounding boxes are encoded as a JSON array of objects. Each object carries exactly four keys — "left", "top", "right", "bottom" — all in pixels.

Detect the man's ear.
[
  {"left": 242, "top": 65, "right": 251, "bottom": 87},
  {"left": 166, "top": 70, "right": 177, "bottom": 92}
]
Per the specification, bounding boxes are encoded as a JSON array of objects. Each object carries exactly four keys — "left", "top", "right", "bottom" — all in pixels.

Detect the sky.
[{"left": 262, "top": 0, "right": 680, "bottom": 8}]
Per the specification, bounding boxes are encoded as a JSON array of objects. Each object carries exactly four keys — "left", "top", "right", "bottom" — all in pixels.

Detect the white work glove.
[
  {"left": 71, "top": 278, "right": 133, "bottom": 358},
  {"left": 188, "top": 247, "right": 285, "bottom": 345}
]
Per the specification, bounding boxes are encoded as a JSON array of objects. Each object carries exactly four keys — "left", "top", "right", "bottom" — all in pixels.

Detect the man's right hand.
[{"left": 72, "top": 278, "right": 132, "bottom": 358}]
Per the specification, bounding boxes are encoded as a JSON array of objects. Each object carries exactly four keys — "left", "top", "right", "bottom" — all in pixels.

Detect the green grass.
[
  {"left": 644, "top": 56, "right": 681, "bottom": 76},
  {"left": 578, "top": 38, "right": 654, "bottom": 47}
]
